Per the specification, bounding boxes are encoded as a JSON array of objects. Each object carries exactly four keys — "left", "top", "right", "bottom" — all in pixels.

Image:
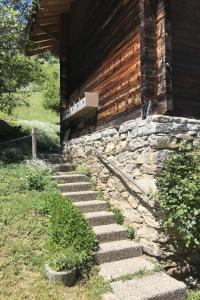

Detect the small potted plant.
[{"left": 45, "top": 247, "right": 78, "bottom": 287}]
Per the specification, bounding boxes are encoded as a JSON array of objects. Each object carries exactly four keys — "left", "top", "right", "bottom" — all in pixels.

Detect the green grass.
[
  {"left": 187, "top": 290, "right": 200, "bottom": 300},
  {"left": 0, "top": 161, "right": 109, "bottom": 299},
  {"left": 0, "top": 92, "right": 60, "bottom": 152},
  {"left": 0, "top": 92, "right": 59, "bottom": 125},
  {"left": 14, "top": 92, "right": 59, "bottom": 123}
]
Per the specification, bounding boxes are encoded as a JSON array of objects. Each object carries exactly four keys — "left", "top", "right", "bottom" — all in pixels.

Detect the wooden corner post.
[
  {"left": 140, "top": 0, "right": 157, "bottom": 118},
  {"left": 60, "top": 14, "right": 70, "bottom": 144},
  {"left": 32, "top": 128, "right": 37, "bottom": 159}
]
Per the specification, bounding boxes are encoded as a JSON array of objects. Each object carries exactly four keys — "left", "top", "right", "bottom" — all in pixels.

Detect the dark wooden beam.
[
  {"left": 60, "top": 14, "right": 71, "bottom": 141},
  {"left": 164, "top": 0, "right": 173, "bottom": 112},
  {"left": 140, "top": 0, "right": 157, "bottom": 118}
]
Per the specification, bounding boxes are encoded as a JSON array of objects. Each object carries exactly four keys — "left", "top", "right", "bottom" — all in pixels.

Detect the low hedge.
[{"left": 41, "top": 193, "right": 97, "bottom": 273}]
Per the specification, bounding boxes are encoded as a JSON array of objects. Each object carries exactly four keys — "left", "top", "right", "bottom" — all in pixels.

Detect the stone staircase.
[{"left": 41, "top": 153, "right": 187, "bottom": 300}]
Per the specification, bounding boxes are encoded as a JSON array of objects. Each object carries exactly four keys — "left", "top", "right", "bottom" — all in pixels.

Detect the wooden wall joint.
[
  {"left": 60, "top": 14, "right": 71, "bottom": 141},
  {"left": 164, "top": 0, "right": 173, "bottom": 112},
  {"left": 140, "top": 0, "right": 157, "bottom": 118}
]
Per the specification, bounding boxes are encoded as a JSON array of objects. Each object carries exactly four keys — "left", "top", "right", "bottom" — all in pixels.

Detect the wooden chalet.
[{"left": 30, "top": 0, "right": 200, "bottom": 137}]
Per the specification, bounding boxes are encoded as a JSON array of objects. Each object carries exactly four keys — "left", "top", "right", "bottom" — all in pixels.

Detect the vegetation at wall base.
[
  {"left": 112, "top": 208, "right": 124, "bottom": 225},
  {"left": 157, "top": 144, "right": 200, "bottom": 250},
  {"left": 126, "top": 225, "right": 135, "bottom": 240}
]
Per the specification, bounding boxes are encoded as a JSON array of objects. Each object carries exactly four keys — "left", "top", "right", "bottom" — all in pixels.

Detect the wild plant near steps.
[{"left": 157, "top": 144, "right": 200, "bottom": 249}]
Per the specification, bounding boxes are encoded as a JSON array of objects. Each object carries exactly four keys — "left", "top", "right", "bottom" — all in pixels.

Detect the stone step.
[
  {"left": 99, "top": 256, "right": 155, "bottom": 281},
  {"left": 110, "top": 273, "right": 186, "bottom": 300},
  {"left": 75, "top": 200, "right": 108, "bottom": 213},
  {"left": 56, "top": 171, "right": 78, "bottom": 176},
  {"left": 43, "top": 158, "right": 65, "bottom": 164},
  {"left": 62, "top": 191, "right": 97, "bottom": 202},
  {"left": 96, "top": 240, "right": 143, "bottom": 264},
  {"left": 85, "top": 211, "right": 115, "bottom": 226},
  {"left": 39, "top": 153, "right": 61, "bottom": 160},
  {"left": 93, "top": 224, "right": 128, "bottom": 243},
  {"left": 53, "top": 163, "right": 74, "bottom": 172},
  {"left": 53, "top": 174, "right": 87, "bottom": 183},
  {"left": 58, "top": 182, "right": 92, "bottom": 192}
]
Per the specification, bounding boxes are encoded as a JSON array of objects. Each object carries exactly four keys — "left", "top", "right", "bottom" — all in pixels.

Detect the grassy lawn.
[
  {"left": 187, "top": 290, "right": 200, "bottom": 300},
  {"left": 0, "top": 92, "right": 59, "bottom": 124},
  {"left": 0, "top": 161, "right": 110, "bottom": 300},
  {"left": 0, "top": 92, "right": 60, "bottom": 151}
]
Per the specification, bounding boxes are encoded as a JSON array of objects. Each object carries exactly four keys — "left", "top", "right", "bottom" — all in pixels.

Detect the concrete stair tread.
[
  {"left": 93, "top": 223, "right": 127, "bottom": 235},
  {"left": 74, "top": 200, "right": 108, "bottom": 213},
  {"left": 58, "top": 182, "right": 90, "bottom": 187},
  {"left": 99, "top": 256, "right": 155, "bottom": 281},
  {"left": 96, "top": 240, "right": 143, "bottom": 264},
  {"left": 53, "top": 163, "right": 73, "bottom": 167},
  {"left": 56, "top": 172, "right": 79, "bottom": 175},
  {"left": 75, "top": 200, "right": 107, "bottom": 207},
  {"left": 98, "top": 240, "right": 142, "bottom": 253},
  {"left": 62, "top": 190, "right": 97, "bottom": 197},
  {"left": 53, "top": 163, "right": 74, "bottom": 172},
  {"left": 85, "top": 211, "right": 114, "bottom": 219},
  {"left": 53, "top": 174, "right": 85, "bottom": 178},
  {"left": 110, "top": 273, "right": 186, "bottom": 300},
  {"left": 85, "top": 211, "right": 115, "bottom": 226},
  {"left": 93, "top": 223, "right": 128, "bottom": 243}
]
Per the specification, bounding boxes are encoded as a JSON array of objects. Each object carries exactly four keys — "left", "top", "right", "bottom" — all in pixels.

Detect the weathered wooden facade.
[{"left": 30, "top": 0, "right": 200, "bottom": 137}]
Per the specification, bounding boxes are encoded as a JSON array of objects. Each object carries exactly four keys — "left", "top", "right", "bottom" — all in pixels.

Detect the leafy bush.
[
  {"left": 42, "top": 62, "right": 60, "bottom": 113},
  {"left": 43, "top": 193, "right": 97, "bottom": 272},
  {"left": 47, "top": 247, "right": 80, "bottom": 272},
  {"left": 157, "top": 145, "right": 200, "bottom": 249},
  {"left": 113, "top": 208, "right": 124, "bottom": 225}
]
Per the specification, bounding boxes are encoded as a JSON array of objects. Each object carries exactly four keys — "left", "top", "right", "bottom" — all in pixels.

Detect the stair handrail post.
[{"left": 32, "top": 128, "right": 37, "bottom": 159}]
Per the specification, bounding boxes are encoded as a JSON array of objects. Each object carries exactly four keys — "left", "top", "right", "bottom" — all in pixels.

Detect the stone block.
[
  {"left": 123, "top": 209, "right": 143, "bottom": 224},
  {"left": 137, "top": 225, "right": 159, "bottom": 242}
]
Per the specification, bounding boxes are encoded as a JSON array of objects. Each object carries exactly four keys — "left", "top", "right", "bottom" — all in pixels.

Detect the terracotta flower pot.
[{"left": 45, "top": 264, "right": 76, "bottom": 287}]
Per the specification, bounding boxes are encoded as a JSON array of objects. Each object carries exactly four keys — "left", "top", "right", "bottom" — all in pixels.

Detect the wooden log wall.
[
  {"left": 171, "top": 0, "right": 200, "bottom": 118},
  {"left": 68, "top": 0, "right": 141, "bottom": 128}
]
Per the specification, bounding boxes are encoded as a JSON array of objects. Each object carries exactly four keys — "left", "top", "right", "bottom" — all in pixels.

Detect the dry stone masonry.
[{"left": 63, "top": 115, "right": 200, "bottom": 262}]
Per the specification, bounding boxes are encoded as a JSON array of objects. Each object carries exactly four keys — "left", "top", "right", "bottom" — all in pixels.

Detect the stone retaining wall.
[{"left": 63, "top": 115, "right": 200, "bottom": 265}]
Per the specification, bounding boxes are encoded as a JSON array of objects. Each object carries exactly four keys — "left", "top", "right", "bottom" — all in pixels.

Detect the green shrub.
[
  {"left": 43, "top": 193, "right": 97, "bottom": 272},
  {"left": 42, "top": 62, "right": 60, "bottom": 113},
  {"left": 126, "top": 225, "right": 135, "bottom": 240},
  {"left": 112, "top": 208, "right": 124, "bottom": 225},
  {"left": 157, "top": 145, "right": 200, "bottom": 249},
  {"left": 47, "top": 246, "right": 80, "bottom": 272}
]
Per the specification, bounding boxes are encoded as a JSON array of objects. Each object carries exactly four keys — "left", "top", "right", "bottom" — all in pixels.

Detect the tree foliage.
[
  {"left": 41, "top": 57, "right": 60, "bottom": 113},
  {"left": 157, "top": 144, "right": 200, "bottom": 249},
  {"left": 0, "top": 1, "right": 43, "bottom": 114}
]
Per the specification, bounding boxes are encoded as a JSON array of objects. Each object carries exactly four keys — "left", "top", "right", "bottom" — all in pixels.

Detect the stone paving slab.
[
  {"left": 99, "top": 256, "right": 155, "bottom": 281},
  {"left": 110, "top": 273, "right": 186, "bottom": 300}
]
